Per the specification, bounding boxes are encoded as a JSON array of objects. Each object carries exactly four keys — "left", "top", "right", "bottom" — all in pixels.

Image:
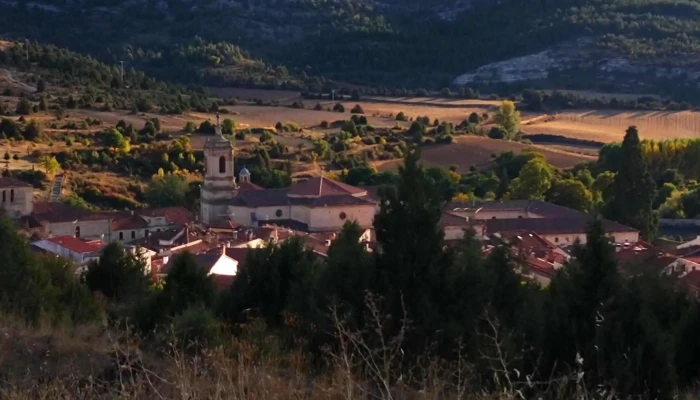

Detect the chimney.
[
  {"left": 221, "top": 244, "right": 226, "bottom": 256},
  {"left": 233, "top": 230, "right": 238, "bottom": 240}
]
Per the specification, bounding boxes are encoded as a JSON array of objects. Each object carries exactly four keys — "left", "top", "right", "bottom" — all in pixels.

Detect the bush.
[
  {"left": 173, "top": 304, "right": 219, "bottom": 347},
  {"left": 351, "top": 104, "right": 365, "bottom": 114},
  {"left": 488, "top": 127, "right": 507, "bottom": 139},
  {"left": 396, "top": 112, "right": 408, "bottom": 121},
  {"left": 260, "top": 131, "right": 274, "bottom": 143},
  {"left": 333, "top": 103, "right": 345, "bottom": 112},
  {"left": 314, "top": 103, "right": 323, "bottom": 111},
  {"left": 15, "top": 98, "right": 33, "bottom": 115}
]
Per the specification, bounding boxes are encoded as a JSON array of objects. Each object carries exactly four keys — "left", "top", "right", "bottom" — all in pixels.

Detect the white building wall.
[
  {"left": 0, "top": 187, "right": 32, "bottom": 217},
  {"left": 209, "top": 256, "right": 238, "bottom": 276},
  {"left": 33, "top": 240, "right": 89, "bottom": 265},
  {"left": 45, "top": 219, "right": 112, "bottom": 241},
  {"left": 308, "top": 205, "right": 375, "bottom": 231},
  {"left": 540, "top": 231, "right": 640, "bottom": 246}
]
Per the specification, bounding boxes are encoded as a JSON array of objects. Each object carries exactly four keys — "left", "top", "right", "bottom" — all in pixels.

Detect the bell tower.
[{"left": 200, "top": 114, "right": 236, "bottom": 224}]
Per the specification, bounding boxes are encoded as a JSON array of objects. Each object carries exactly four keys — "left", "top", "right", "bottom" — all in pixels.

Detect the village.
[{"left": 4, "top": 118, "right": 699, "bottom": 295}]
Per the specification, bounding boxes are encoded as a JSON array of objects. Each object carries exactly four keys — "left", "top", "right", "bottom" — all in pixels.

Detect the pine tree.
[
  {"left": 372, "top": 147, "right": 448, "bottom": 344},
  {"left": 85, "top": 243, "right": 150, "bottom": 303},
  {"left": 605, "top": 126, "right": 658, "bottom": 239},
  {"left": 544, "top": 218, "right": 621, "bottom": 387}
]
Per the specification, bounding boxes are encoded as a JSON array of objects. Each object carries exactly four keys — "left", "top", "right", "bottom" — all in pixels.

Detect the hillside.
[{"left": 3, "top": 0, "right": 700, "bottom": 97}]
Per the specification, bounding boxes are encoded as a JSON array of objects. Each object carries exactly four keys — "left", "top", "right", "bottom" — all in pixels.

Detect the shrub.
[
  {"left": 395, "top": 112, "right": 408, "bottom": 121},
  {"left": 314, "top": 103, "right": 323, "bottom": 111},
  {"left": 488, "top": 127, "right": 507, "bottom": 139},
  {"left": 351, "top": 104, "right": 365, "bottom": 114},
  {"left": 333, "top": 103, "right": 345, "bottom": 112}
]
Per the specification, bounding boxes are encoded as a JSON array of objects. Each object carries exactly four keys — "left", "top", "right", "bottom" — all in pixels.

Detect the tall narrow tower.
[{"left": 200, "top": 114, "right": 236, "bottom": 224}]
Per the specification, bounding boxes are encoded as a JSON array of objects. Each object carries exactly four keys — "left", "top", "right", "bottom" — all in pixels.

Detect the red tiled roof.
[
  {"left": 33, "top": 202, "right": 110, "bottom": 223},
  {"left": 138, "top": 207, "right": 193, "bottom": 225},
  {"left": 111, "top": 214, "right": 149, "bottom": 230},
  {"left": 525, "top": 256, "right": 556, "bottom": 278},
  {"left": 46, "top": 235, "right": 105, "bottom": 253},
  {"left": 238, "top": 181, "right": 264, "bottom": 191},
  {"left": 287, "top": 177, "right": 366, "bottom": 197},
  {"left": 0, "top": 177, "right": 31, "bottom": 188}
]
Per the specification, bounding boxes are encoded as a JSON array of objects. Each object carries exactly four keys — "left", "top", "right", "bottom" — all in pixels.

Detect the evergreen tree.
[
  {"left": 85, "top": 243, "right": 150, "bottom": 303},
  {"left": 227, "top": 237, "right": 319, "bottom": 326},
  {"left": 161, "top": 252, "right": 216, "bottom": 315},
  {"left": 372, "top": 147, "right": 449, "bottom": 345},
  {"left": 605, "top": 126, "right": 658, "bottom": 239},
  {"left": 316, "top": 221, "right": 374, "bottom": 329},
  {"left": 544, "top": 218, "right": 621, "bottom": 387}
]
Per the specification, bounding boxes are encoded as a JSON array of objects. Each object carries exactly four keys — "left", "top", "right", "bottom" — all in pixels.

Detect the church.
[{"left": 200, "top": 117, "right": 378, "bottom": 232}]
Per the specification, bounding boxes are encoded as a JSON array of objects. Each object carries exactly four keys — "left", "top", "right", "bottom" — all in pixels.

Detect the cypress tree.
[{"left": 605, "top": 126, "right": 657, "bottom": 239}]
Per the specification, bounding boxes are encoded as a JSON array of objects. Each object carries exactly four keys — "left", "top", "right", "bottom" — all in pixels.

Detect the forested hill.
[{"left": 2, "top": 0, "right": 700, "bottom": 94}]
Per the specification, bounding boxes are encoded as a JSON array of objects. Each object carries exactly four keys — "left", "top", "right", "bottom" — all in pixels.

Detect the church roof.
[
  {"left": 287, "top": 177, "right": 367, "bottom": 197},
  {"left": 238, "top": 181, "right": 264, "bottom": 191}
]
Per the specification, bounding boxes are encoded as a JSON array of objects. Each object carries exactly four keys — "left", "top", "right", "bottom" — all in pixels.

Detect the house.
[
  {"left": 615, "top": 241, "right": 700, "bottom": 277},
  {"left": 440, "top": 211, "right": 485, "bottom": 242},
  {"left": 447, "top": 199, "right": 582, "bottom": 220},
  {"left": 485, "top": 230, "right": 570, "bottom": 286},
  {"left": 23, "top": 202, "right": 194, "bottom": 244},
  {"left": 32, "top": 235, "right": 106, "bottom": 268},
  {"left": 0, "top": 177, "right": 33, "bottom": 218},
  {"left": 30, "top": 202, "right": 112, "bottom": 241},
  {"left": 159, "top": 246, "right": 242, "bottom": 290},
  {"left": 485, "top": 217, "right": 639, "bottom": 246}
]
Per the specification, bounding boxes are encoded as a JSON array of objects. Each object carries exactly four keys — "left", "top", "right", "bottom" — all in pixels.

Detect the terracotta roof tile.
[
  {"left": 238, "top": 181, "right": 264, "bottom": 191},
  {"left": 111, "top": 214, "right": 149, "bottom": 230},
  {"left": 33, "top": 202, "right": 110, "bottom": 223},
  {"left": 138, "top": 207, "right": 193, "bottom": 225},
  {"left": 45, "top": 235, "right": 105, "bottom": 253},
  {"left": 288, "top": 177, "right": 366, "bottom": 197}
]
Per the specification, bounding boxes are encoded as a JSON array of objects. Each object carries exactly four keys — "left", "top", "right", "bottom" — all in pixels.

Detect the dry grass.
[
  {"left": 524, "top": 110, "right": 700, "bottom": 143},
  {"left": 375, "top": 136, "right": 594, "bottom": 172}
]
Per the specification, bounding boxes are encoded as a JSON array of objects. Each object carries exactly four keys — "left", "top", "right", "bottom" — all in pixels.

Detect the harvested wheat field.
[
  {"left": 525, "top": 110, "right": 700, "bottom": 143},
  {"left": 375, "top": 136, "right": 594, "bottom": 173}
]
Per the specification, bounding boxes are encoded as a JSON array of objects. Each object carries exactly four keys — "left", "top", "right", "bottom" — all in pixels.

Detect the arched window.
[
  {"left": 10, "top": 189, "right": 14, "bottom": 202},
  {"left": 75, "top": 226, "right": 81, "bottom": 238},
  {"left": 219, "top": 156, "right": 226, "bottom": 173}
]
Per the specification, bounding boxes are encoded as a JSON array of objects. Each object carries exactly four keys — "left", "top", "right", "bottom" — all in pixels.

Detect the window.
[
  {"left": 339, "top": 212, "right": 347, "bottom": 220},
  {"left": 145, "top": 229, "right": 150, "bottom": 237},
  {"left": 131, "top": 231, "right": 136, "bottom": 239},
  {"left": 275, "top": 209, "right": 283, "bottom": 218},
  {"left": 555, "top": 237, "right": 559, "bottom": 243},
  {"left": 219, "top": 156, "right": 226, "bottom": 173},
  {"left": 75, "top": 226, "right": 80, "bottom": 238},
  {"left": 10, "top": 189, "right": 14, "bottom": 202},
  {"left": 119, "top": 232, "right": 124, "bottom": 240}
]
